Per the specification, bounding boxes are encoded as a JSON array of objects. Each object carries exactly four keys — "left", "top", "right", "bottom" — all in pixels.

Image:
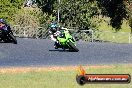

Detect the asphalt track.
[{"left": 0, "top": 38, "right": 132, "bottom": 67}]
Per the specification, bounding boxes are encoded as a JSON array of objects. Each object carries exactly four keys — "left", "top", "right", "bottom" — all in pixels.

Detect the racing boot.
[
  {"left": 54, "top": 41, "right": 60, "bottom": 49},
  {"left": 54, "top": 44, "right": 58, "bottom": 49}
]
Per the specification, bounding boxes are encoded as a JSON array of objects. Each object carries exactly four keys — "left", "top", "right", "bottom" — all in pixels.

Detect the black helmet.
[
  {"left": 50, "top": 23, "right": 58, "bottom": 33},
  {"left": 50, "top": 27, "right": 57, "bottom": 33}
]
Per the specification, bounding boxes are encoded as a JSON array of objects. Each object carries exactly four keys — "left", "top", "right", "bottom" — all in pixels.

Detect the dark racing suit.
[{"left": 0, "top": 24, "right": 13, "bottom": 41}]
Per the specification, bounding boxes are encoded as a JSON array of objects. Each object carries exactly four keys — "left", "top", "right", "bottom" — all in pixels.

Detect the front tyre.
[
  {"left": 68, "top": 41, "right": 79, "bottom": 52},
  {"left": 9, "top": 33, "right": 17, "bottom": 44}
]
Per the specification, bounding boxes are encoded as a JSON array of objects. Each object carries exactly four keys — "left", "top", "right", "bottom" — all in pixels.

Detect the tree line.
[{"left": 0, "top": 0, "right": 132, "bottom": 31}]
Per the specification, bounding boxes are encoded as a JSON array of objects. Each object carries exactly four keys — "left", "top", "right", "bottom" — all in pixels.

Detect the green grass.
[
  {"left": 98, "top": 18, "right": 131, "bottom": 32},
  {"left": 94, "top": 19, "right": 132, "bottom": 43},
  {"left": 94, "top": 30, "right": 131, "bottom": 43},
  {"left": 0, "top": 64, "right": 132, "bottom": 88}
]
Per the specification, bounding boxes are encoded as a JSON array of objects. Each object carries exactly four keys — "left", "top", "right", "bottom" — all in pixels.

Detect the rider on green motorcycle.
[
  {"left": 49, "top": 22, "right": 69, "bottom": 49},
  {"left": 49, "top": 22, "right": 62, "bottom": 49}
]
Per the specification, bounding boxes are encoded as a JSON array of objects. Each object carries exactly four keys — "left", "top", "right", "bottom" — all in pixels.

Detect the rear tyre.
[
  {"left": 0, "top": 37, "right": 3, "bottom": 42},
  {"left": 3, "top": 38, "right": 9, "bottom": 43},
  {"left": 68, "top": 41, "right": 79, "bottom": 52}
]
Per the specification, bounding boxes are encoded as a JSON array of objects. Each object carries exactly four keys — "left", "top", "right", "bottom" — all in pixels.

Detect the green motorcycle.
[{"left": 56, "top": 29, "right": 79, "bottom": 52}]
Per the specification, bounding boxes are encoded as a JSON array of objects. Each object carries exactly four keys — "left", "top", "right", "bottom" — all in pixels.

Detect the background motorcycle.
[{"left": 0, "top": 28, "right": 17, "bottom": 44}]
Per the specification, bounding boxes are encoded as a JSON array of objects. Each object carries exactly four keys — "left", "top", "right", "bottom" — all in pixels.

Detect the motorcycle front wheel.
[
  {"left": 8, "top": 33, "right": 17, "bottom": 44},
  {"left": 68, "top": 41, "right": 79, "bottom": 52}
]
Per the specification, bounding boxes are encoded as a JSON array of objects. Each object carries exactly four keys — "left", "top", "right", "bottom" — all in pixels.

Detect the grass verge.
[
  {"left": 0, "top": 64, "right": 132, "bottom": 88},
  {"left": 94, "top": 19, "right": 132, "bottom": 43}
]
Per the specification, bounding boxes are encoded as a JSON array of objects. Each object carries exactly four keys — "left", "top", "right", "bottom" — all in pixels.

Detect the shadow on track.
[
  {"left": 49, "top": 49, "right": 71, "bottom": 52},
  {"left": 0, "top": 41, "right": 11, "bottom": 43}
]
